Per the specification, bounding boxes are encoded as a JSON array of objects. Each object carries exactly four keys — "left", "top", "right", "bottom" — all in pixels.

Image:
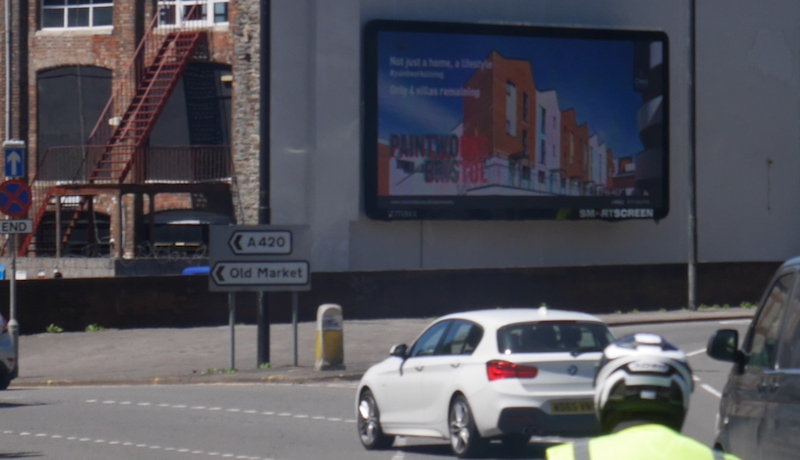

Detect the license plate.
[{"left": 550, "top": 401, "right": 594, "bottom": 415}]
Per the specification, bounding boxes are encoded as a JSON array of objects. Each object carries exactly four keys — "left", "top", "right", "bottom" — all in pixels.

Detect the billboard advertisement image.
[{"left": 363, "top": 20, "right": 669, "bottom": 221}]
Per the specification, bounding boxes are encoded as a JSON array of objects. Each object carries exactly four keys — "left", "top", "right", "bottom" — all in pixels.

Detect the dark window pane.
[
  {"left": 214, "top": 3, "right": 228, "bottom": 23},
  {"left": 68, "top": 0, "right": 92, "bottom": 5},
  {"left": 497, "top": 322, "right": 613, "bottom": 354},
  {"left": 67, "top": 8, "right": 90, "bottom": 27},
  {"left": 43, "top": 0, "right": 66, "bottom": 6},
  {"left": 183, "top": 4, "right": 205, "bottom": 21},
  {"left": 159, "top": 5, "right": 176, "bottom": 25},
  {"left": 93, "top": 7, "right": 112, "bottom": 26},
  {"left": 42, "top": 9, "right": 65, "bottom": 28},
  {"left": 410, "top": 321, "right": 450, "bottom": 357},
  {"left": 747, "top": 273, "right": 794, "bottom": 369}
]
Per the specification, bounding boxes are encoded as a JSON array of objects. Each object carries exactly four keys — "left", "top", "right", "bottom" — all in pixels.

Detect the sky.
[{"left": 375, "top": 27, "right": 663, "bottom": 160}]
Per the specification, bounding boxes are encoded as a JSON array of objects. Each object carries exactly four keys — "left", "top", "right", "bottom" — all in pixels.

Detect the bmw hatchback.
[{"left": 356, "top": 307, "right": 614, "bottom": 457}]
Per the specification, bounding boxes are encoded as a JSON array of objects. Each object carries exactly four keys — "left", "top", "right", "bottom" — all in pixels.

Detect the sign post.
[
  {"left": 209, "top": 225, "right": 310, "bottom": 368},
  {"left": 0, "top": 176, "right": 32, "bottom": 379}
]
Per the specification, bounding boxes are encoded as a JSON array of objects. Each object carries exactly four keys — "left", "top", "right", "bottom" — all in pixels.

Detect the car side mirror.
[
  {"left": 707, "top": 329, "right": 740, "bottom": 362},
  {"left": 390, "top": 343, "right": 408, "bottom": 359}
]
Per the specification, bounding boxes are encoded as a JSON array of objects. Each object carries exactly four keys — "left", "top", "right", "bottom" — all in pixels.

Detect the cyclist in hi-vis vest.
[{"left": 546, "top": 333, "right": 741, "bottom": 460}]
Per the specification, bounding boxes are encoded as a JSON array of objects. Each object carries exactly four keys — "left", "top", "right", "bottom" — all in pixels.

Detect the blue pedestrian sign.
[{"left": 2, "top": 140, "right": 25, "bottom": 179}]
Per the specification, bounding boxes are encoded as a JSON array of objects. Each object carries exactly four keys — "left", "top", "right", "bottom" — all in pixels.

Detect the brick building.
[{"left": 0, "top": 0, "right": 260, "bottom": 264}]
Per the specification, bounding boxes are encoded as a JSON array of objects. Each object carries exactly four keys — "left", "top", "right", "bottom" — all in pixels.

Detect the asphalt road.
[{"left": 0, "top": 318, "right": 750, "bottom": 460}]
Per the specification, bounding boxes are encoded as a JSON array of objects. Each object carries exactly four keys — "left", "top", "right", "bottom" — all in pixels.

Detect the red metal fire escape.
[{"left": 20, "top": 7, "right": 207, "bottom": 256}]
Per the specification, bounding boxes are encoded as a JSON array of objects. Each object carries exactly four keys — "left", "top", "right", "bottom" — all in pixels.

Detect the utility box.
[{"left": 315, "top": 303, "right": 344, "bottom": 371}]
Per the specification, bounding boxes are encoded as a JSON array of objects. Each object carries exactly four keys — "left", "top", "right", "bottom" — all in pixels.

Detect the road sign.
[
  {"left": 2, "top": 140, "right": 25, "bottom": 179},
  {"left": 0, "top": 180, "right": 31, "bottom": 218},
  {"left": 211, "top": 261, "right": 310, "bottom": 287},
  {"left": 209, "top": 225, "right": 310, "bottom": 292},
  {"left": 228, "top": 230, "right": 292, "bottom": 255},
  {"left": 0, "top": 219, "right": 32, "bottom": 234}
]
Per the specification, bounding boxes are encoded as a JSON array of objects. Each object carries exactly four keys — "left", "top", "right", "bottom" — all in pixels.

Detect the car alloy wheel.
[
  {"left": 449, "top": 395, "right": 485, "bottom": 458},
  {"left": 357, "top": 389, "right": 394, "bottom": 450}
]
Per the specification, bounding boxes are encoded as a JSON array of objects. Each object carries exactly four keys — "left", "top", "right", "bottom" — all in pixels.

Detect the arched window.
[{"left": 37, "top": 66, "right": 112, "bottom": 178}]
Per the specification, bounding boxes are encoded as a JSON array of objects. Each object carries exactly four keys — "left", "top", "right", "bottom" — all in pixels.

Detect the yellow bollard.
[{"left": 315, "top": 304, "right": 345, "bottom": 371}]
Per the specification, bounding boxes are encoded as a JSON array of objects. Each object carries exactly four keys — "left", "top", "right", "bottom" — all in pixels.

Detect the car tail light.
[{"left": 486, "top": 360, "right": 538, "bottom": 381}]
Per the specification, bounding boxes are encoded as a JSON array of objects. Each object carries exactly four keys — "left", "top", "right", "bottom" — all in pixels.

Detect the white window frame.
[
  {"left": 157, "top": 0, "right": 230, "bottom": 27},
  {"left": 41, "top": 0, "right": 113, "bottom": 30}
]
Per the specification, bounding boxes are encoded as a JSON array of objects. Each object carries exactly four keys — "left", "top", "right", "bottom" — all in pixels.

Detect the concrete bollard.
[{"left": 315, "top": 304, "right": 345, "bottom": 371}]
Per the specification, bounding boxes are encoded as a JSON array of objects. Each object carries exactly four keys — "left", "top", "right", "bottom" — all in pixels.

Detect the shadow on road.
[{"left": 393, "top": 440, "right": 560, "bottom": 459}]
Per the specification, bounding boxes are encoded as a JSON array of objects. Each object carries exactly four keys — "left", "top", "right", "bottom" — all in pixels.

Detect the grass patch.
[
  {"left": 201, "top": 368, "right": 237, "bottom": 375},
  {"left": 85, "top": 324, "right": 105, "bottom": 333},
  {"left": 46, "top": 324, "right": 63, "bottom": 334}
]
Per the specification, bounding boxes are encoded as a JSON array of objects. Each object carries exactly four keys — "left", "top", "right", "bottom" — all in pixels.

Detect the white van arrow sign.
[{"left": 228, "top": 230, "right": 292, "bottom": 255}]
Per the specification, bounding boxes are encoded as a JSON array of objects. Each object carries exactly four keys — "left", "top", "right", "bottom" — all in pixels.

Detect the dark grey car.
[{"left": 707, "top": 256, "right": 800, "bottom": 460}]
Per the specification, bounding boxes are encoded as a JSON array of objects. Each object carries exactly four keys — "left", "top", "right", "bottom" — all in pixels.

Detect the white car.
[
  {"left": 356, "top": 307, "right": 614, "bottom": 457},
  {"left": 0, "top": 312, "right": 16, "bottom": 390}
]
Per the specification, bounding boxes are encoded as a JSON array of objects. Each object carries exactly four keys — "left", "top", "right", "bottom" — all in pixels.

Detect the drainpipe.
[{"left": 5, "top": 0, "right": 11, "bottom": 138}]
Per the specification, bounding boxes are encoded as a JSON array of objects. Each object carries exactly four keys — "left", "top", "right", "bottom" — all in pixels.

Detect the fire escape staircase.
[{"left": 20, "top": 25, "right": 207, "bottom": 256}]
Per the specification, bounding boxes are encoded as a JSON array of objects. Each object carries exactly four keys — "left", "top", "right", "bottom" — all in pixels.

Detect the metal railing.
[
  {"left": 35, "top": 145, "right": 231, "bottom": 184},
  {"left": 85, "top": 1, "right": 208, "bottom": 150}
]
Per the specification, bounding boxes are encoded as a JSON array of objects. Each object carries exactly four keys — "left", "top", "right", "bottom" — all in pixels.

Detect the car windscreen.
[{"left": 496, "top": 321, "right": 614, "bottom": 355}]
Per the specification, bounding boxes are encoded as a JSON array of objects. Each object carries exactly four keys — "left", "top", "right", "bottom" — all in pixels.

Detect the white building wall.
[
  {"left": 269, "top": 0, "right": 800, "bottom": 272},
  {"left": 536, "top": 90, "right": 561, "bottom": 195}
]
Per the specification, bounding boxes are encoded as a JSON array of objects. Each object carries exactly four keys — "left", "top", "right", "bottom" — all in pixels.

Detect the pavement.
[{"left": 8, "top": 308, "right": 755, "bottom": 388}]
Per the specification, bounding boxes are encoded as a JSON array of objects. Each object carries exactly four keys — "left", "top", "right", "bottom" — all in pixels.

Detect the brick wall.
[{"left": 0, "top": 262, "right": 779, "bottom": 334}]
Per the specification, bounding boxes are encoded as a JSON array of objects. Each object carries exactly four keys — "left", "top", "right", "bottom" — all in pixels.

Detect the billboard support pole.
[
  {"left": 688, "top": 0, "right": 698, "bottom": 311},
  {"left": 257, "top": 0, "right": 272, "bottom": 367}
]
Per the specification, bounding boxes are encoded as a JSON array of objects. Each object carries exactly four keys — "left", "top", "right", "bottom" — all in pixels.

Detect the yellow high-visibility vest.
[{"left": 546, "top": 424, "right": 740, "bottom": 460}]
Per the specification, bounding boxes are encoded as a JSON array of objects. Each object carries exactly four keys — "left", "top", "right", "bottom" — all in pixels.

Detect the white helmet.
[{"left": 594, "top": 333, "right": 694, "bottom": 433}]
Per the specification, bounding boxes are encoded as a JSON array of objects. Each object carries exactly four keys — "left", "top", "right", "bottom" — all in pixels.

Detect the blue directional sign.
[{"left": 3, "top": 142, "right": 25, "bottom": 179}]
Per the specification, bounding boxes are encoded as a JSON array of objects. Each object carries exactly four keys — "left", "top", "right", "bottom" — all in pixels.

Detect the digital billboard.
[{"left": 363, "top": 20, "right": 669, "bottom": 221}]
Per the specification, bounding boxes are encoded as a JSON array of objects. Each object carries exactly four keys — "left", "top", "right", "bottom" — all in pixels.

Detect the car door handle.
[
  {"left": 414, "top": 365, "right": 424, "bottom": 371},
  {"left": 450, "top": 363, "right": 460, "bottom": 368}
]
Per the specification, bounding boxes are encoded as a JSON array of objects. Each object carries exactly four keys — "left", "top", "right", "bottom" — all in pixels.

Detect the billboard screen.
[{"left": 363, "top": 20, "right": 669, "bottom": 221}]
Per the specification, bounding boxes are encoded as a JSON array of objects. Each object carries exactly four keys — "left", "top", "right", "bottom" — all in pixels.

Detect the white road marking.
[
  {"left": 1, "top": 430, "right": 270, "bottom": 459},
  {"left": 392, "top": 436, "right": 407, "bottom": 460},
  {"left": 701, "top": 383, "right": 722, "bottom": 398},
  {"left": 720, "top": 319, "right": 752, "bottom": 325},
  {"left": 686, "top": 348, "right": 706, "bottom": 357},
  {"left": 84, "top": 398, "right": 355, "bottom": 427}
]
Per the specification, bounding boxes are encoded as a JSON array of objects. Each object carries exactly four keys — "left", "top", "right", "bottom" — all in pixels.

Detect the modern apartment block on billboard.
[{"left": 364, "top": 20, "right": 669, "bottom": 221}]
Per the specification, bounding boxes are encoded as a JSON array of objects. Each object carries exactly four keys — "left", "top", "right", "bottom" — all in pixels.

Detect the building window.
[
  {"left": 539, "top": 139, "right": 546, "bottom": 165},
  {"left": 521, "top": 129, "right": 528, "bottom": 158},
  {"left": 539, "top": 106, "right": 547, "bottom": 134},
  {"left": 158, "top": 0, "right": 230, "bottom": 26},
  {"left": 522, "top": 93, "right": 529, "bottom": 122},
  {"left": 506, "top": 81, "right": 516, "bottom": 136},
  {"left": 42, "top": 0, "right": 113, "bottom": 29}
]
